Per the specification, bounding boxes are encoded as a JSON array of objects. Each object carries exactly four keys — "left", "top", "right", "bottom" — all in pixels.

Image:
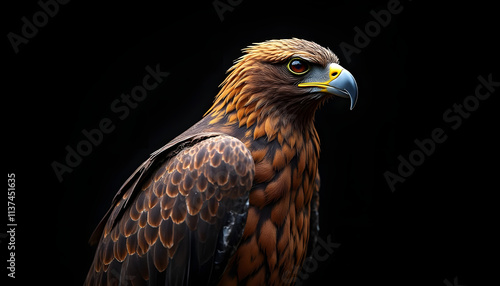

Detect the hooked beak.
[{"left": 298, "top": 63, "right": 358, "bottom": 110}]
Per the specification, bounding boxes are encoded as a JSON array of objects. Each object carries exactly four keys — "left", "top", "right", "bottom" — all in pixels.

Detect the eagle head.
[{"left": 207, "top": 38, "right": 358, "bottom": 128}]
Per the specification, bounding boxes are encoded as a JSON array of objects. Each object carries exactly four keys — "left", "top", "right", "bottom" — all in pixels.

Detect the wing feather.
[
  {"left": 305, "top": 171, "right": 320, "bottom": 260},
  {"left": 85, "top": 135, "right": 254, "bottom": 286}
]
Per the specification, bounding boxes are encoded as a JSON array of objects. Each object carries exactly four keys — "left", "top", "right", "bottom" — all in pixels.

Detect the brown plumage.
[{"left": 85, "top": 38, "right": 357, "bottom": 286}]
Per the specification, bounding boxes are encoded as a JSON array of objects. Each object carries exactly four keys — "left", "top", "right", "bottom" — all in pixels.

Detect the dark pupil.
[{"left": 291, "top": 60, "right": 305, "bottom": 72}]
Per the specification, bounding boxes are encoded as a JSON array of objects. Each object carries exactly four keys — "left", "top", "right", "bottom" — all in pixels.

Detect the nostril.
[{"left": 331, "top": 71, "right": 338, "bottom": 77}]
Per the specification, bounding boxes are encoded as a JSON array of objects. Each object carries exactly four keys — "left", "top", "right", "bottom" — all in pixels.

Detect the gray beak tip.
[{"left": 335, "top": 69, "right": 358, "bottom": 110}]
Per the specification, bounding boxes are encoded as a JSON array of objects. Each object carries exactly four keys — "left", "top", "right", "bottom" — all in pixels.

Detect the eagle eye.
[{"left": 287, "top": 58, "right": 310, "bottom": 75}]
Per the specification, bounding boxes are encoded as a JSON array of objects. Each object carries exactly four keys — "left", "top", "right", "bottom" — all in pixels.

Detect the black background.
[{"left": 3, "top": 0, "right": 499, "bottom": 285}]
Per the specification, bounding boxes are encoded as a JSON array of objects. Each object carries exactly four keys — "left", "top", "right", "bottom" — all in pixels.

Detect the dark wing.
[
  {"left": 85, "top": 135, "right": 255, "bottom": 286},
  {"left": 306, "top": 171, "right": 320, "bottom": 259}
]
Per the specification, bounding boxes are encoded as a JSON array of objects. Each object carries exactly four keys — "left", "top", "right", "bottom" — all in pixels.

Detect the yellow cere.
[{"left": 297, "top": 63, "right": 344, "bottom": 92}]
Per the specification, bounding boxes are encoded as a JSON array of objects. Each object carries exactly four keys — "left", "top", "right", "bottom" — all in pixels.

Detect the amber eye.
[{"left": 287, "top": 58, "right": 310, "bottom": 75}]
